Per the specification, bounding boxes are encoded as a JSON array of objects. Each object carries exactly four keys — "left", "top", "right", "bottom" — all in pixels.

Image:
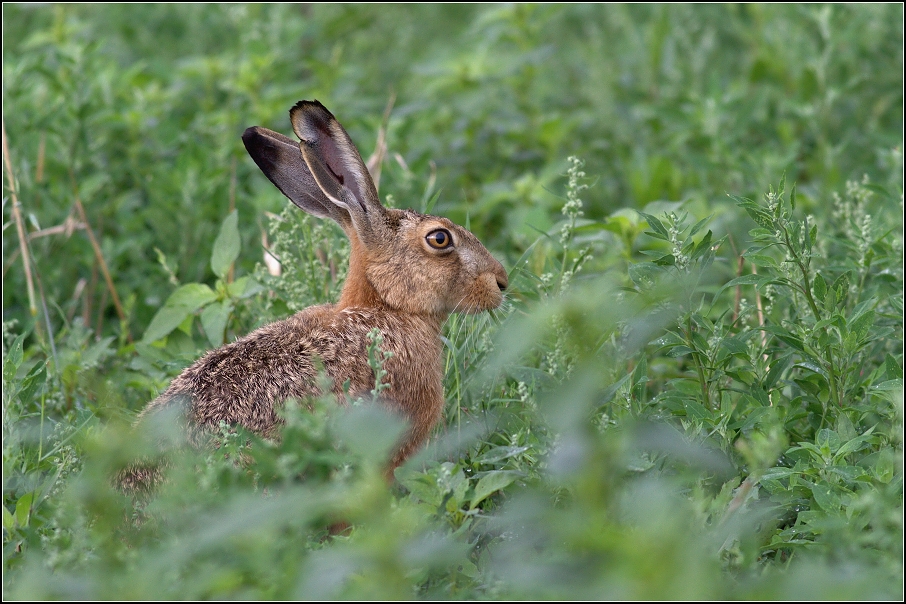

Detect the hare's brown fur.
[
  {"left": 141, "top": 300, "right": 446, "bottom": 467},
  {"left": 124, "top": 101, "right": 506, "bottom": 489}
]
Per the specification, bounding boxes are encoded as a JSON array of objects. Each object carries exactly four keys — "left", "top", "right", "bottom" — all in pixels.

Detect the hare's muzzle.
[
  {"left": 480, "top": 260, "right": 509, "bottom": 310},
  {"left": 495, "top": 271, "right": 508, "bottom": 292},
  {"left": 490, "top": 256, "right": 508, "bottom": 292}
]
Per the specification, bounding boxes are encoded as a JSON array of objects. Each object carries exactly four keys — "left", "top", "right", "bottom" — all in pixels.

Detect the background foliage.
[{"left": 3, "top": 4, "right": 903, "bottom": 599}]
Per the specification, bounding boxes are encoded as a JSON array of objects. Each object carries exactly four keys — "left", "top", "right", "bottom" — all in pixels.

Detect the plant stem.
[
  {"left": 68, "top": 170, "right": 134, "bottom": 344},
  {"left": 2, "top": 119, "right": 40, "bottom": 335},
  {"left": 780, "top": 227, "right": 821, "bottom": 320},
  {"left": 780, "top": 220, "right": 841, "bottom": 408},
  {"left": 686, "top": 315, "right": 711, "bottom": 410}
]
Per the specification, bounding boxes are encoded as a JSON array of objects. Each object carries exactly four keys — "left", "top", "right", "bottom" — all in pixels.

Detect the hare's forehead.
[{"left": 393, "top": 211, "right": 474, "bottom": 240}]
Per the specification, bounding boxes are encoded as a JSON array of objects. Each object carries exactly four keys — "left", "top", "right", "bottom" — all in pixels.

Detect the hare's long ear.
[
  {"left": 242, "top": 126, "right": 352, "bottom": 227},
  {"left": 289, "top": 100, "right": 388, "bottom": 244}
]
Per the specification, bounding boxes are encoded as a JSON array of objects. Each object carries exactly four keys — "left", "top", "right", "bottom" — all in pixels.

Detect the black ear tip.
[
  {"left": 241, "top": 126, "right": 274, "bottom": 156},
  {"left": 241, "top": 126, "right": 300, "bottom": 152},
  {"left": 241, "top": 126, "right": 261, "bottom": 143},
  {"left": 290, "top": 100, "right": 335, "bottom": 122},
  {"left": 241, "top": 127, "right": 262, "bottom": 155},
  {"left": 293, "top": 99, "right": 325, "bottom": 110}
]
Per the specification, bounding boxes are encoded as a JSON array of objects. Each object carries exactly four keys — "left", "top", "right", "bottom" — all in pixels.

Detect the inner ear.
[
  {"left": 307, "top": 127, "right": 367, "bottom": 206},
  {"left": 325, "top": 162, "right": 345, "bottom": 186},
  {"left": 304, "top": 115, "right": 350, "bottom": 186},
  {"left": 290, "top": 101, "right": 381, "bottom": 214}
]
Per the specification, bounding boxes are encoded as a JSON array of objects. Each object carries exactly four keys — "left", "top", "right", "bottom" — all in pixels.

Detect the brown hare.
[{"left": 121, "top": 100, "right": 507, "bottom": 489}]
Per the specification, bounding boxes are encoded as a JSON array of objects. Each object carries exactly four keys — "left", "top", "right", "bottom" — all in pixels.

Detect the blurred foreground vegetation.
[{"left": 3, "top": 4, "right": 903, "bottom": 600}]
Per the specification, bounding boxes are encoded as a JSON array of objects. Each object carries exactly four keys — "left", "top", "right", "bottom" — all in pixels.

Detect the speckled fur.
[{"left": 119, "top": 101, "right": 507, "bottom": 491}]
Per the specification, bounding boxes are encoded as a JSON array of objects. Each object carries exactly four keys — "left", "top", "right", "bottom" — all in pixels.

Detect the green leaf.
[
  {"left": 761, "top": 466, "right": 797, "bottom": 482},
  {"left": 761, "top": 325, "right": 805, "bottom": 352},
  {"left": 748, "top": 227, "right": 774, "bottom": 238},
  {"left": 17, "top": 361, "right": 47, "bottom": 406},
  {"left": 689, "top": 216, "right": 712, "bottom": 237},
  {"left": 789, "top": 182, "right": 796, "bottom": 210},
  {"left": 665, "top": 345, "right": 695, "bottom": 358},
  {"left": 226, "top": 275, "right": 265, "bottom": 299},
  {"left": 847, "top": 309, "right": 875, "bottom": 342},
  {"left": 176, "top": 314, "right": 195, "bottom": 337},
  {"left": 437, "top": 464, "right": 469, "bottom": 511},
  {"left": 815, "top": 283, "right": 829, "bottom": 313},
  {"left": 15, "top": 491, "right": 35, "bottom": 528},
  {"left": 815, "top": 429, "right": 841, "bottom": 455},
  {"left": 165, "top": 283, "right": 219, "bottom": 308},
  {"left": 789, "top": 442, "right": 826, "bottom": 464},
  {"left": 211, "top": 210, "right": 240, "bottom": 279},
  {"left": 731, "top": 195, "right": 775, "bottom": 229},
  {"left": 835, "top": 413, "right": 858, "bottom": 443},
  {"left": 653, "top": 254, "right": 676, "bottom": 266},
  {"left": 643, "top": 231, "right": 669, "bottom": 242},
  {"left": 653, "top": 332, "right": 685, "bottom": 348},
  {"left": 628, "top": 262, "right": 665, "bottom": 289},
  {"left": 833, "top": 429, "right": 875, "bottom": 462},
  {"left": 873, "top": 449, "right": 895, "bottom": 483},
  {"left": 715, "top": 273, "right": 775, "bottom": 298},
  {"left": 396, "top": 469, "right": 443, "bottom": 507},
  {"left": 201, "top": 300, "right": 233, "bottom": 348},
  {"left": 422, "top": 188, "right": 442, "bottom": 214},
  {"left": 682, "top": 399, "right": 711, "bottom": 421},
  {"left": 884, "top": 354, "right": 903, "bottom": 380},
  {"left": 335, "top": 405, "right": 407, "bottom": 464},
  {"left": 471, "top": 470, "right": 519, "bottom": 509},
  {"left": 474, "top": 445, "right": 531, "bottom": 465},
  {"left": 743, "top": 253, "right": 779, "bottom": 269},
  {"left": 82, "top": 337, "right": 116, "bottom": 368},
  {"left": 3, "top": 332, "right": 26, "bottom": 384},
  {"left": 810, "top": 481, "right": 845, "bottom": 512},
  {"left": 143, "top": 305, "right": 196, "bottom": 344},
  {"left": 826, "top": 465, "right": 869, "bottom": 484},
  {"left": 720, "top": 336, "right": 748, "bottom": 357},
  {"left": 637, "top": 212, "right": 670, "bottom": 240},
  {"left": 2, "top": 504, "right": 14, "bottom": 532},
  {"left": 598, "top": 374, "right": 633, "bottom": 406},
  {"left": 831, "top": 272, "right": 850, "bottom": 306},
  {"left": 142, "top": 283, "right": 218, "bottom": 343},
  {"left": 727, "top": 367, "right": 756, "bottom": 385},
  {"left": 812, "top": 273, "right": 827, "bottom": 303},
  {"left": 870, "top": 379, "right": 904, "bottom": 393},
  {"left": 764, "top": 354, "right": 792, "bottom": 389},
  {"left": 632, "top": 355, "right": 648, "bottom": 400},
  {"left": 727, "top": 193, "right": 754, "bottom": 206},
  {"left": 690, "top": 230, "right": 714, "bottom": 260},
  {"left": 750, "top": 387, "right": 771, "bottom": 407}
]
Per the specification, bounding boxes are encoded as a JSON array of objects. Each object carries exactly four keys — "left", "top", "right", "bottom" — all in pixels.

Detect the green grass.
[{"left": 3, "top": 4, "right": 903, "bottom": 599}]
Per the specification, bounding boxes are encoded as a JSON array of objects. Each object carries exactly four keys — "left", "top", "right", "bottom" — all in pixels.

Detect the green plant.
[{"left": 3, "top": 4, "right": 902, "bottom": 599}]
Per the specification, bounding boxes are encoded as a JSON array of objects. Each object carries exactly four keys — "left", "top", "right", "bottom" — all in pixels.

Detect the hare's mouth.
[{"left": 452, "top": 281, "right": 505, "bottom": 314}]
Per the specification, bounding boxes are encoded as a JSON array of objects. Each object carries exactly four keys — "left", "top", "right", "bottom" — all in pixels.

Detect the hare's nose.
[{"left": 495, "top": 269, "right": 508, "bottom": 292}]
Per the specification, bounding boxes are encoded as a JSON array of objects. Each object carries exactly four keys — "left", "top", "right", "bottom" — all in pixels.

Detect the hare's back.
[{"left": 143, "top": 304, "right": 338, "bottom": 435}]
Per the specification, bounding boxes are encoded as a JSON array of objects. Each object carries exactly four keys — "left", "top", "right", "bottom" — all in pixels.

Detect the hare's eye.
[{"left": 426, "top": 229, "right": 453, "bottom": 250}]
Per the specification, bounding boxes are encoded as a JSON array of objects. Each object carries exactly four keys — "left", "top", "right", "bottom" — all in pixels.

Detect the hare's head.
[{"left": 243, "top": 100, "right": 507, "bottom": 316}]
